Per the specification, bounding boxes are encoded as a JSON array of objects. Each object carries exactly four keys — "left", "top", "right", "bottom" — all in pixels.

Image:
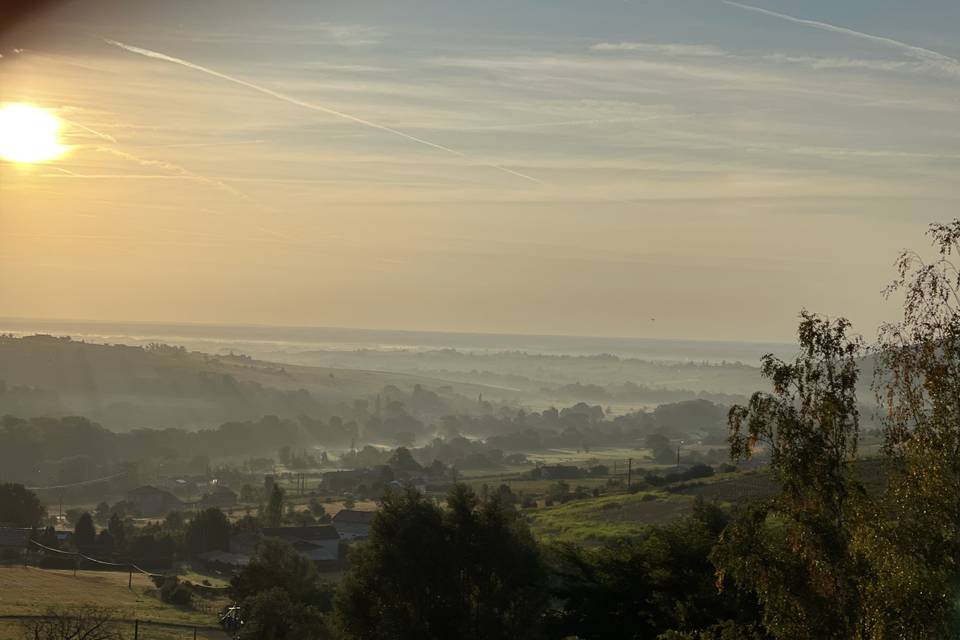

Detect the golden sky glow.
[
  {"left": 0, "top": 104, "right": 66, "bottom": 163},
  {"left": 1, "top": 1, "right": 959, "bottom": 341}
]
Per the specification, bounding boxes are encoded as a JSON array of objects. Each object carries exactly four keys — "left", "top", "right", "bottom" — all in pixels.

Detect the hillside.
[{"left": 0, "top": 335, "right": 516, "bottom": 430}]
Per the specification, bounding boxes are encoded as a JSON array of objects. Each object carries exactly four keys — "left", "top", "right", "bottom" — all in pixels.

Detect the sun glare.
[{"left": 0, "top": 103, "right": 67, "bottom": 163}]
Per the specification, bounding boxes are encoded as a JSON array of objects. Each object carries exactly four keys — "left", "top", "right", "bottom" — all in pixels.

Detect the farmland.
[{"left": 0, "top": 566, "right": 228, "bottom": 639}]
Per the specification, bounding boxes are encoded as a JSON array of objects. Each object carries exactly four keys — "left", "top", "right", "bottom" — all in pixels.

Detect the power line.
[{"left": 27, "top": 471, "right": 129, "bottom": 491}]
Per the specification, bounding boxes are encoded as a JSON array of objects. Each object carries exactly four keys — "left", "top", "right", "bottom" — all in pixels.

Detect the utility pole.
[
  {"left": 676, "top": 441, "right": 684, "bottom": 468},
  {"left": 626, "top": 458, "right": 632, "bottom": 490}
]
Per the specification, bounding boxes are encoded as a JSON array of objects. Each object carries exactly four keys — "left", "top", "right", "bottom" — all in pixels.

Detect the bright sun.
[{"left": 0, "top": 103, "right": 67, "bottom": 163}]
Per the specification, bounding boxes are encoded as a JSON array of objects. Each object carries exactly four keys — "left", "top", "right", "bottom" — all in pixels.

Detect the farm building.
[
  {"left": 200, "top": 485, "right": 238, "bottom": 509},
  {"left": 126, "top": 485, "right": 185, "bottom": 517}
]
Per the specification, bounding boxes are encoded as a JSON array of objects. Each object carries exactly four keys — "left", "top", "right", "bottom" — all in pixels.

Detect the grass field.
[
  {"left": 0, "top": 566, "right": 228, "bottom": 640},
  {"left": 526, "top": 490, "right": 695, "bottom": 544}
]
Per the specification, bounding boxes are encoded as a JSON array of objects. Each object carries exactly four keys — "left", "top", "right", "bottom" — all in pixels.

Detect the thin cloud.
[
  {"left": 592, "top": 42, "right": 729, "bottom": 57},
  {"left": 724, "top": 1, "right": 960, "bottom": 76},
  {"left": 154, "top": 139, "right": 267, "bottom": 149},
  {"left": 103, "top": 38, "right": 541, "bottom": 183},
  {"left": 98, "top": 147, "right": 252, "bottom": 201}
]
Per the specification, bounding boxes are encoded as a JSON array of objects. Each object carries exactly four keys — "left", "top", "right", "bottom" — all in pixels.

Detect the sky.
[{"left": 1, "top": 0, "right": 958, "bottom": 342}]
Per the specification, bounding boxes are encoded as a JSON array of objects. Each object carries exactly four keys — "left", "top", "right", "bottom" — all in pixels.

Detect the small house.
[
  {"left": 200, "top": 485, "right": 238, "bottom": 510},
  {"left": 126, "top": 485, "right": 185, "bottom": 517}
]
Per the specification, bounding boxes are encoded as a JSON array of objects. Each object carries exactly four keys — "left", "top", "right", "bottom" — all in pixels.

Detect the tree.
[
  {"left": 38, "top": 525, "right": 59, "bottom": 550},
  {"left": 107, "top": 513, "right": 125, "bottom": 548},
  {"left": 64, "top": 508, "right": 85, "bottom": 527},
  {"left": 230, "top": 538, "right": 333, "bottom": 640},
  {"left": 334, "top": 484, "right": 547, "bottom": 640},
  {"left": 387, "top": 447, "right": 422, "bottom": 473},
  {"left": 20, "top": 605, "right": 123, "bottom": 640},
  {"left": 73, "top": 512, "right": 96, "bottom": 553},
  {"left": 861, "top": 219, "right": 960, "bottom": 637},
  {"left": 308, "top": 498, "right": 330, "bottom": 522},
  {"left": 185, "top": 508, "right": 230, "bottom": 556},
  {"left": 96, "top": 529, "right": 115, "bottom": 557},
  {"left": 265, "top": 485, "right": 284, "bottom": 528},
  {"left": 164, "top": 510, "right": 185, "bottom": 531},
  {"left": 547, "top": 504, "right": 761, "bottom": 639},
  {"left": 0, "top": 483, "right": 44, "bottom": 527},
  {"left": 94, "top": 502, "right": 111, "bottom": 526},
  {"left": 445, "top": 483, "right": 547, "bottom": 640},
  {"left": 712, "top": 312, "right": 865, "bottom": 639}
]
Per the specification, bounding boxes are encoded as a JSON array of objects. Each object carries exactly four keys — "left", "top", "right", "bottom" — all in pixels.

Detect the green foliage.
[
  {"left": 239, "top": 587, "right": 329, "bottom": 640},
  {"left": 863, "top": 219, "right": 960, "bottom": 637},
  {"left": 184, "top": 508, "right": 230, "bottom": 556},
  {"left": 94, "top": 502, "right": 110, "bottom": 526},
  {"left": 714, "top": 313, "right": 865, "bottom": 639},
  {"left": 107, "top": 512, "right": 125, "bottom": 547},
  {"left": 334, "top": 484, "right": 547, "bottom": 640},
  {"left": 158, "top": 576, "right": 193, "bottom": 606},
  {"left": 308, "top": 497, "right": 330, "bottom": 522},
  {"left": 164, "top": 511, "right": 185, "bottom": 531},
  {"left": 0, "top": 483, "right": 44, "bottom": 527},
  {"left": 230, "top": 538, "right": 334, "bottom": 640},
  {"left": 265, "top": 485, "right": 284, "bottom": 528},
  {"left": 545, "top": 507, "right": 761, "bottom": 639},
  {"left": 72, "top": 512, "right": 96, "bottom": 552}
]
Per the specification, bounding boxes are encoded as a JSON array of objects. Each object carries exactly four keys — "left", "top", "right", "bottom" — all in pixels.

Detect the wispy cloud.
[
  {"left": 763, "top": 53, "right": 912, "bottom": 73},
  {"left": 592, "top": 42, "right": 729, "bottom": 57},
  {"left": 278, "top": 22, "right": 386, "bottom": 47},
  {"left": 153, "top": 140, "right": 266, "bottom": 149},
  {"left": 103, "top": 39, "right": 541, "bottom": 183},
  {"left": 724, "top": 1, "right": 960, "bottom": 77},
  {"left": 97, "top": 147, "right": 254, "bottom": 201}
]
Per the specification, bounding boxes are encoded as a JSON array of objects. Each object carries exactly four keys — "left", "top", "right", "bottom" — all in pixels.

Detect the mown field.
[
  {"left": 524, "top": 469, "right": 782, "bottom": 544},
  {"left": 526, "top": 490, "right": 695, "bottom": 544},
  {"left": 0, "top": 566, "right": 228, "bottom": 640}
]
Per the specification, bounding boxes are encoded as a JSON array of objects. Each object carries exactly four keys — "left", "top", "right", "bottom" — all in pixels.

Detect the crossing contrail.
[
  {"left": 104, "top": 38, "right": 542, "bottom": 183},
  {"left": 723, "top": 1, "right": 960, "bottom": 76}
]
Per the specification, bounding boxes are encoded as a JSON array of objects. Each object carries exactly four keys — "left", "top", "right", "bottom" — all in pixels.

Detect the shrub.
[{"left": 158, "top": 576, "right": 194, "bottom": 606}]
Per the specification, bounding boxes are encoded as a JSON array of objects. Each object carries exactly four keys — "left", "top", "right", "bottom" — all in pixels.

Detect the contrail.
[
  {"left": 63, "top": 118, "right": 117, "bottom": 143},
  {"left": 156, "top": 139, "right": 266, "bottom": 149},
  {"left": 723, "top": 1, "right": 960, "bottom": 75},
  {"left": 104, "top": 38, "right": 542, "bottom": 183},
  {"left": 98, "top": 147, "right": 252, "bottom": 201}
]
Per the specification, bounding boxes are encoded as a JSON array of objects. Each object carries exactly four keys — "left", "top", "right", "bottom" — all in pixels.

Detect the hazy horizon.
[{"left": 0, "top": 315, "right": 795, "bottom": 364}]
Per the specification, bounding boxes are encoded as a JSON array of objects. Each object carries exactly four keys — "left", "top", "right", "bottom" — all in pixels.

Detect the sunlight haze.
[{"left": 2, "top": 0, "right": 958, "bottom": 341}]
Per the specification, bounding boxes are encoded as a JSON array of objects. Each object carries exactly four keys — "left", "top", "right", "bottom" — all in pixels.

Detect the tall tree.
[
  {"left": 445, "top": 483, "right": 547, "bottom": 640},
  {"left": 862, "top": 219, "right": 960, "bottom": 637},
  {"left": 712, "top": 312, "right": 865, "bottom": 639},
  {"left": 0, "top": 483, "right": 44, "bottom": 527},
  {"left": 73, "top": 512, "right": 96, "bottom": 553},
  {"left": 107, "top": 513, "right": 125, "bottom": 548},
  {"left": 265, "top": 485, "right": 284, "bottom": 528},
  {"left": 334, "top": 484, "right": 547, "bottom": 640},
  {"left": 184, "top": 508, "right": 230, "bottom": 556}
]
